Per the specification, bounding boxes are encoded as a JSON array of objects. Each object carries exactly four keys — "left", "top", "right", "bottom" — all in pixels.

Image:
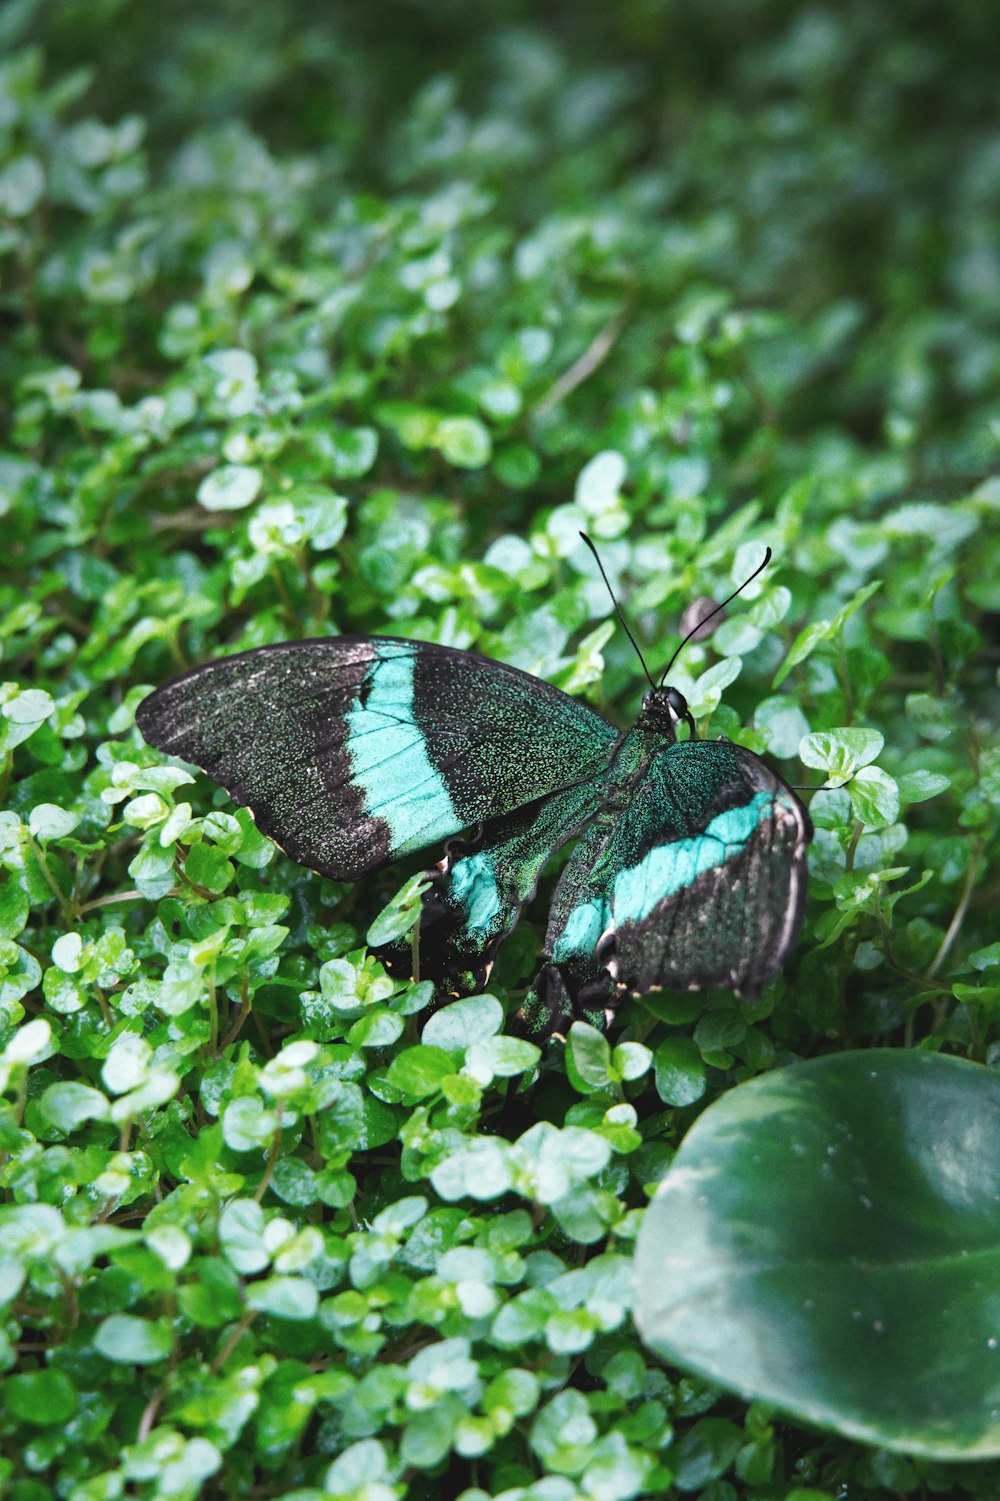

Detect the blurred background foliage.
[{"left": 0, "top": 0, "right": 998, "bottom": 1497}]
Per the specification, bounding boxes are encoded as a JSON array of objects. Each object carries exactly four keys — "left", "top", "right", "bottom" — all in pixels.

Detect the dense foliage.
[{"left": 1, "top": 1, "right": 998, "bottom": 1497}]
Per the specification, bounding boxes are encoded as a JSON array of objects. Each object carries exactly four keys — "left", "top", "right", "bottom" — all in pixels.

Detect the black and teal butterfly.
[{"left": 135, "top": 563, "right": 811, "bottom": 1033}]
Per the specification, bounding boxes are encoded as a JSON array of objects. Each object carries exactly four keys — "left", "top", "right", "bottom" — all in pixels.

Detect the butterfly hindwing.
[
  {"left": 379, "top": 781, "right": 604, "bottom": 994},
  {"left": 525, "top": 817, "right": 620, "bottom": 1033},
  {"left": 135, "top": 636, "right": 618, "bottom": 881},
  {"left": 608, "top": 740, "right": 811, "bottom": 997},
  {"left": 528, "top": 737, "right": 812, "bottom": 1030}
]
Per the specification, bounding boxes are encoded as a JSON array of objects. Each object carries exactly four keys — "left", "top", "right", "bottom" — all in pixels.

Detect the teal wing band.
[
  {"left": 345, "top": 646, "right": 459, "bottom": 852},
  {"left": 611, "top": 789, "right": 773, "bottom": 924}
]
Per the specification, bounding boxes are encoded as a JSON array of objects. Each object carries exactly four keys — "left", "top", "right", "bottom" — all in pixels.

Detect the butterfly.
[{"left": 135, "top": 542, "right": 811, "bottom": 1035}]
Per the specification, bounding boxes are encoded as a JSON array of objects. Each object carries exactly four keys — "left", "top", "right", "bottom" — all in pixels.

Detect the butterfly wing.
[
  {"left": 521, "top": 816, "right": 618, "bottom": 1035},
  {"left": 607, "top": 739, "right": 812, "bottom": 997},
  {"left": 380, "top": 781, "right": 603, "bottom": 994},
  {"left": 528, "top": 738, "right": 811, "bottom": 1032},
  {"left": 135, "top": 636, "right": 618, "bottom": 880}
]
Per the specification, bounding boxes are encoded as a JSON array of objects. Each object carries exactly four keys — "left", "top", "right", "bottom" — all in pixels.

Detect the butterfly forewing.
[{"left": 135, "top": 636, "right": 618, "bottom": 881}]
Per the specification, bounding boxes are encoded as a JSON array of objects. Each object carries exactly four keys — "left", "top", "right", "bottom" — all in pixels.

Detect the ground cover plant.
[{"left": 1, "top": 1, "right": 998, "bottom": 1497}]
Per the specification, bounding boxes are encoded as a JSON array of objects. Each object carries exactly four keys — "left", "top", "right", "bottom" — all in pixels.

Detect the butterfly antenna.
[
  {"left": 578, "top": 532, "right": 657, "bottom": 693},
  {"left": 660, "top": 545, "right": 772, "bottom": 686}
]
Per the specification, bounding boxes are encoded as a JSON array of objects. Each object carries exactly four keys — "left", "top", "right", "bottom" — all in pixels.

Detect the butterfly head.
[{"left": 642, "top": 684, "right": 696, "bottom": 741}]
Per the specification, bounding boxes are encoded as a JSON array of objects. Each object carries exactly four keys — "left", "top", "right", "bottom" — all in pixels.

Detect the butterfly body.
[{"left": 136, "top": 633, "right": 811, "bottom": 1033}]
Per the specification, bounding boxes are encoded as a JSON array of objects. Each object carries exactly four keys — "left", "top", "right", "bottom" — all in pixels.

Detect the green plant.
[
  {"left": 635, "top": 1049, "right": 1000, "bottom": 1458},
  {"left": 1, "top": 3, "right": 998, "bottom": 1499}
]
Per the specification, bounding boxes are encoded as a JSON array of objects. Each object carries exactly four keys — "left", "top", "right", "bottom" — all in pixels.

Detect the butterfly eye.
[{"left": 666, "top": 686, "right": 689, "bottom": 719}]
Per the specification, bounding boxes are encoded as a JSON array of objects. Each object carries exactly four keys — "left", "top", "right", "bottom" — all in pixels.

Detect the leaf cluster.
[{"left": 0, "top": 3, "right": 998, "bottom": 1500}]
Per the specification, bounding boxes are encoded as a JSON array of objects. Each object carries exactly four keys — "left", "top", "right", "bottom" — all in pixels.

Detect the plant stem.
[
  {"left": 928, "top": 841, "right": 984, "bottom": 979},
  {"left": 210, "top": 1310, "right": 259, "bottom": 1375},
  {"left": 534, "top": 300, "right": 632, "bottom": 415},
  {"left": 79, "top": 890, "right": 147, "bottom": 914},
  {"left": 26, "top": 832, "right": 75, "bottom": 927},
  {"left": 253, "top": 1118, "right": 282, "bottom": 1204}
]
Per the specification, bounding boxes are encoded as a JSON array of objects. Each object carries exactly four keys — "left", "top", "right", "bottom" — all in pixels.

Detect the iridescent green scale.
[{"left": 136, "top": 630, "right": 811, "bottom": 1033}]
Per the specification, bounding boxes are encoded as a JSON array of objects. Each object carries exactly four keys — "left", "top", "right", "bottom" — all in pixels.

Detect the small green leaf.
[
  {"left": 109, "top": 1068, "right": 180, "bottom": 1123},
  {"left": 347, "top": 1008, "right": 404, "bottom": 1048},
  {"left": 970, "top": 943, "right": 1000, "bottom": 973},
  {"left": 483, "top": 1366, "right": 540, "bottom": 1419},
  {"left": 436, "top": 416, "right": 492, "bottom": 468},
  {"left": 197, "top": 463, "right": 262, "bottom": 510},
  {"left": 611, "top": 1041, "right": 652, "bottom": 1083},
  {"left": 178, "top": 1261, "right": 242, "bottom": 1327},
  {"left": 52, "top": 931, "right": 85, "bottom": 971},
  {"left": 576, "top": 450, "right": 626, "bottom": 513},
  {"left": 245, "top": 1275, "right": 319, "bottom": 1320},
  {"left": 222, "top": 1095, "right": 279, "bottom": 1152},
  {"left": 365, "top": 870, "right": 431, "bottom": 947},
  {"left": 0, "top": 876, "right": 29, "bottom": 939},
  {"left": 401, "top": 1398, "right": 464, "bottom": 1468},
  {"left": 41, "top": 1081, "right": 110, "bottom": 1131},
  {"left": 184, "top": 841, "right": 235, "bottom": 893},
  {"left": 324, "top": 1440, "right": 392, "bottom": 1494},
  {"left": 218, "top": 1198, "right": 268, "bottom": 1274},
  {"left": 551, "top": 1185, "right": 616, "bottom": 1246},
  {"left": 849, "top": 766, "right": 901, "bottom": 829},
  {"left": 3, "top": 687, "right": 55, "bottom": 724},
  {"left": 5, "top": 1368, "right": 78, "bottom": 1425},
  {"left": 953, "top": 982, "right": 1000, "bottom": 1010},
  {"left": 799, "top": 727, "right": 884, "bottom": 778},
  {"left": 128, "top": 839, "right": 177, "bottom": 897},
  {"left": 554, "top": 619, "right": 615, "bottom": 695},
  {"left": 1, "top": 688, "right": 54, "bottom": 747},
  {"left": 0, "top": 942, "right": 42, "bottom": 1008},
  {"left": 422, "top": 994, "right": 504, "bottom": 1053},
  {"left": 2, "top": 1016, "right": 51, "bottom": 1063},
  {"left": 754, "top": 696, "right": 811, "bottom": 759},
  {"left": 530, "top": 1387, "right": 597, "bottom": 1472},
  {"left": 582, "top": 1432, "right": 656, "bottom": 1501},
  {"left": 101, "top": 1033, "right": 152, "bottom": 1093},
  {"left": 774, "top": 621, "right": 831, "bottom": 687},
  {"left": 465, "top": 1034, "right": 540, "bottom": 1079},
  {"left": 672, "top": 1418, "right": 743, "bottom": 1491},
  {"left": 386, "top": 1044, "right": 455, "bottom": 1099},
  {"left": 897, "top": 769, "right": 951, "bottom": 803},
  {"left": 774, "top": 582, "right": 881, "bottom": 687},
  {"left": 566, "top": 1021, "right": 612, "bottom": 1094},
  {"left": 689, "top": 656, "right": 742, "bottom": 717},
  {"left": 431, "top": 1138, "right": 514, "bottom": 1202},
  {"left": 94, "top": 1313, "right": 173, "bottom": 1364},
  {"left": 0, "top": 155, "right": 45, "bottom": 217},
  {"left": 905, "top": 692, "right": 961, "bottom": 743},
  {"left": 28, "top": 803, "right": 80, "bottom": 841},
  {"left": 653, "top": 1038, "right": 706, "bottom": 1106},
  {"left": 327, "top": 426, "right": 378, "bottom": 479}
]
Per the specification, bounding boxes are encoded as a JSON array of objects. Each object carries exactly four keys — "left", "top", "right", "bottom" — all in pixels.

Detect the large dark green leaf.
[{"left": 634, "top": 1049, "right": 1000, "bottom": 1458}]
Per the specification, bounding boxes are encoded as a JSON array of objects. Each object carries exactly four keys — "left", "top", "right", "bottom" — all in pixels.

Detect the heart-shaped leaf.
[{"left": 634, "top": 1049, "right": 1000, "bottom": 1458}]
